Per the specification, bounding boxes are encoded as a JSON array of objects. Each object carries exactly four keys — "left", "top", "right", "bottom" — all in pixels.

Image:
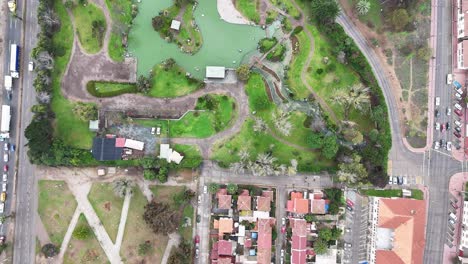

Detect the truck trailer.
[
  {"left": 0, "top": 106, "right": 11, "bottom": 140},
  {"left": 9, "top": 44, "right": 19, "bottom": 78}
]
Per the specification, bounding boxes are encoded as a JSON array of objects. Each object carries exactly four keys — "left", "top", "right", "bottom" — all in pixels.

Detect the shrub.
[
  {"left": 292, "top": 26, "right": 303, "bottom": 35},
  {"left": 41, "top": 243, "right": 58, "bottom": 258},
  {"left": 72, "top": 224, "right": 92, "bottom": 240}
]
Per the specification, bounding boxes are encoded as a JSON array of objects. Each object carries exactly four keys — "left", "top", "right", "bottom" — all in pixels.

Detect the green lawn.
[
  {"left": 270, "top": 0, "right": 301, "bottom": 19},
  {"left": 360, "top": 189, "right": 402, "bottom": 198},
  {"left": 52, "top": 0, "right": 94, "bottom": 149},
  {"left": 177, "top": 3, "right": 203, "bottom": 53},
  {"left": 211, "top": 119, "right": 334, "bottom": 172},
  {"left": 150, "top": 186, "right": 185, "bottom": 205},
  {"left": 259, "top": 37, "right": 278, "bottom": 53},
  {"left": 72, "top": 3, "right": 107, "bottom": 54},
  {"left": 179, "top": 205, "right": 194, "bottom": 241},
  {"left": 87, "top": 81, "right": 137, "bottom": 97},
  {"left": 235, "top": 0, "right": 260, "bottom": 24},
  {"left": 288, "top": 31, "right": 310, "bottom": 99},
  {"left": 88, "top": 183, "right": 124, "bottom": 243},
  {"left": 266, "top": 43, "right": 286, "bottom": 61},
  {"left": 105, "top": 0, "right": 134, "bottom": 61},
  {"left": 172, "top": 144, "right": 202, "bottom": 160},
  {"left": 38, "top": 180, "right": 77, "bottom": 246},
  {"left": 148, "top": 63, "right": 203, "bottom": 97},
  {"left": 63, "top": 214, "right": 107, "bottom": 264},
  {"left": 121, "top": 188, "right": 167, "bottom": 263},
  {"left": 411, "top": 189, "right": 424, "bottom": 200}
]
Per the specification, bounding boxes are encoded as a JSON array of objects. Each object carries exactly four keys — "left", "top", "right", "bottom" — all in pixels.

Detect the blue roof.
[
  {"left": 325, "top": 204, "right": 329, "bottom": 212},
  {"left": 454, "top": 80, "right": 462, "bottom": 89},
  {"left": 251, "top": 232, "right": 258, "bottom": 239},
  {"left": 249, "top": 249, "right": 256, "bottom": 256}
]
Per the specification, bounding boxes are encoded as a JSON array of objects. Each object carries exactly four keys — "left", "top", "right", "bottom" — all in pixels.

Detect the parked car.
[
  {"left": 446, "top": 122, "right": 451, "bottom": 130},
  {"left": 281, "top": 249, "right": 285, "bottom": 257},
  {"left": 196, "top": 215, "right": 201, "bottom": 223},
  {"left": 388, "top": 177, "right": 393, "bottom": 185},
  {"left": 28, "top": 61, "right": 34, "bottom": 72},
  {"left": 434, "top": 141, "right": 440, "bottom": 150},
  {"left": 282, "top": 217, "right": 286, "bottom": 225},
  {"left": 435, "top": 109, "right": 440, "bottom": 117},
  {"left": 6, "top": 92, "right": 11, "bottom": 102},
  {"left": 156, "top": 127, "right": 161, "bottom": 135},
  {"left": 454, "top": 80, "right": 463, "bottom": 89},
  {"left": 455, "top": 126, "right": 462, "bottom": 133},
  {"left": 2, "top": 183, "right": 6, "bottom": 192},
  {"left": 198, "top": 195, "right": 201, "bottom": 204},
  {"left": 447, "top": 74, "right": 453, "bottom": 84},
  {"left": 435, "top": 97, "right": 441, "bottom": 106},
  {"left": 451, "top": 202, "right": 459, "bottom": 209},
  {"left": 447, "top": 142, "right": 453, "bottom": 151},
  {"left": 194, "top": 235, "right": 200, "bottom": 243},
  {"left": 435, "top": 122, "right": 441, "bottom": 130},
  {"left": 281, "top": 225, "right": 286, "bottom": 233},
  {"left": 3, "top": 154, "right": 8, "bottom": 163},
  {"left": 455, "top": 109, "right": 463, "bottom": 116},
  {"left": 10, "top": 144, "right": 14, "bottom": 152},
  {"left": 398, "top": 176, "right": 404, "bottom": 185},
  {"left": 456, "top": 87, "right": 464, "bottom": 95},
  {"left": 151, "top": 127, "right": 156, "bottom": 135},
  {"left": 2, "top": 174, "right": 6, "bottom": 182},
  {"left": 403, "top": 176, "right": 408, "bottom": 185},
  {"left": 449, "top": 218, "right": 456, "bottom": 225},
  {"left": 456, "top": 92, "right": 463, "bottom": 100},
  {"left": 447, "top": 107, "right": 452, "bottom": 116},
  {"left": 393, "top": 176, "right": 398, "bottom": 184},
  {"left": 346, "top": 199, "right": 355, "bottom": 207},
  {"left": 454, "top": 132, "right": 462, "bottom": 138},
  {"left": 455, "top": 120, "right": 462, "bottom": 127},
  {"left": 346, "top": 205, "right": 353, "bottom": 211},
  {"left": 0, "top": 203, "right": 4, "bottom": 214},
  {"left": 455, "top": 103, "right": 463, "bottom": 111},
  {"left": 3, "top": 165, "right": 7, "bottom": 172},
  {"left": 203, "top": 185, "right": 207, "bottom": 194},
  {"left": 441, "top": 123, "right": 445, "bottom": 131},
  {"left": 0, "top": 192, "right": 6, "bottom": 202},
  {"left": 3, "top": 143, "right": 8, "bottom": 151}
]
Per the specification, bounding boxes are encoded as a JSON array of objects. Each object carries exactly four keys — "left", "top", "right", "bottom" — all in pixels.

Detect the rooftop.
[
  {"left": 170, "top": 19, "right": 181, "bottom": 30},
  {"left": 257, "top": 218, "right": 273, "bottom": 264},
  {"left": 218, "top": 218, "right": 233, "bottom": 236},
  {"left": 218, "top": 194, "right": 232, "bottom": 210},
  {"left": 91, "top": 137, "right": 122, "bottom": 161},
  {"left": 238, "top": 195, "right": 252, "bottom": 211},
  {"left": 206, "top": 66, "right": 226, "bottom": 79},
  {"left": 124, "top": 138, "right": 144, "bottom": 151},
  {"left": 218, "top": 240, "right": 233, "bottom": 256},
  {"left": 311, "top": 199, "right": 326, "bottom": 214},
  {"left": 256, "top": 196, "right": 271, "bottom": 212}
]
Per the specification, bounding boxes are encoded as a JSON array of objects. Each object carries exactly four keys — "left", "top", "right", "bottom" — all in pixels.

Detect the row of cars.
[
  {"left": 388, "top": 175, "right": 408, "bottom": 185},
  {"left": 0, "top": 143, "right": 14, "bottom": 215}
]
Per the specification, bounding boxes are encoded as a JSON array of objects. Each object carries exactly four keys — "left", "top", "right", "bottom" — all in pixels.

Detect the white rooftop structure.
[
  {"left": 124, "top": 139, "right": 144, "bottom": 151},
  {"left": 171, "top": 19, "right": 181, "bottom": 30},
  {"left": 159, "top": 144, "right": 184, "bottom": 164},
  {"left": 89, "top": 120, "right": 99, "bottom": 131},
  {"left": 206, "top": 66, "right": 226, "bottom": 79},
  {"left": 460, "top": 201, "right": 468, "bottom": 250},
  {"left": 315, "top": 248, "right": 338, "bottom": 264},
  {"left": 253, "top": 211, "right": 270, "bottom": 220}
]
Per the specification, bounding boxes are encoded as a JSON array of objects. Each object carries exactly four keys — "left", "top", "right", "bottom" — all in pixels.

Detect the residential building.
[
  {"left": 457, "top": 0, "right": 468, "bottom": 39},
  {"left": 238, "top": 191, "right": 252, "bottom": 211},
  {"left": 290, "top": 218, "right": 307, "bottom": 264},
  {"left": 366, "top": 197, "right": 426, "bottom": 264},
  {"left": 89, "top": 120, "right": 99, "bottom": 131},
  {"left": 217, "top": 218, "right": 234, "bottom": 237},
  {"left": 159, "top": 144, "right": 184, "bottom": 164},
  {"left": 124, "top": 139, "right": 145, "bottom": 151},
  {"left": 257, "top": 218, "right": 274, "bottom": 264},
  {"left": 217, "top": 189, "right": 232, "bottom": 210},
  {"left": 170, "top": 19, "right": 181, "bottom": 30},
  {"left": 91, "top": 137, "right": 122, "bottom": 161},
  {"left": 287, "top": 192, "right": 310, "bottom": 215},
  {"left": 459, "top": 201, "right": 468, "bottom": 259}
]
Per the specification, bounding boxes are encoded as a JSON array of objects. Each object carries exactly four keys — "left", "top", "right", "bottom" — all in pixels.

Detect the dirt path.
[
  {"left": 35, "top": 213, "right": 51, "bottom": 246},
  {"left": 114, "top": 189, "right": 131, "bottom": 251},
  {"left": 160, "top": 232, "right": 181, "bottom": 264}
]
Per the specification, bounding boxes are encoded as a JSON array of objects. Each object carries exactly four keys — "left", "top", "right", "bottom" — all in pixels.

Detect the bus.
[{"left": 9, "top": 44, "right": 19, "bottom": 78}]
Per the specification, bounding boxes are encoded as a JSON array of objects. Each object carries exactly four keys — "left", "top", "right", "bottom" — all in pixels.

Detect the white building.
[
  {"left": 170, "top": 20, "right": 181, "bottom": 31},
  {"left": 457, "top": 1, "right": 468, "bottom": 69},
  {"left": 159, "top": 144, "right": 184, "bottom": 164},
  {"left": 124, "top": 139, "right": 144, "bottom": 151},
  {"left": 206, "top": 66, "right": 226, "bottom": 79},
  {"left": 459, "top": 201, "right": 468, "bottom": 257}
]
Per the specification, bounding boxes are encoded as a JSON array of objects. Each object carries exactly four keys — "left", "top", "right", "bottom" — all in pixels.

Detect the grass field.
[
  {"left": 270, "top": 0, "right": 301, "bottom": 19},
  {"left": 88, "top": 183, "right": 124, "bottom": 243},
  {"left": 172, "top": 144, "right": 202, "bottom": 160},
  {"left": 349, "top": 0, "right": 383, "bottom": 30},
  {"left": 179, "top": 205, "right": 194, "bottom": 241},
  {"left": 235, "top": 0, "right": 260, "bottom": 24},
  {"left": 411, "top": 189, "right": 424, "bottom": 200},
  {"left": 87, "top": 81, "right": 137, "bottom": 97},
  {"left": 150, "top": 186, "right": 185, "bottom": 205},
  {"left": 52, "top": 0, "right": 94, "bottom": 149},
  {"left": 148, "top": 63, "right": 203, "bottom": 97},
  {"left": 360, "top": 189, "right": 402, "bottom": 197},
  {"left": 288, "top": 31, "right": 310, "bottom": 99},
  {"left": 105, "top": 0, "right": 133, "bottom": 61},
  {"left": 72, "top": 3, "right": 107, "bottom": 54},
  {"left": 38, "top": 180, "right": 77, "bottom": 246},
  {"left": 63, "top": 214, "right": 107, "bottom": 264},
  {"left": 177, "top": 3, "right": 203, "bottom": 53},
  {"left": 120, "top": 188, "right": 167, "bottom": 263}
]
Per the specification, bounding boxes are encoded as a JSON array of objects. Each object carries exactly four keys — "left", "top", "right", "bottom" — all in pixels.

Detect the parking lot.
[{"left": 343, "top": 190, "right": 369, "bottom": 264}]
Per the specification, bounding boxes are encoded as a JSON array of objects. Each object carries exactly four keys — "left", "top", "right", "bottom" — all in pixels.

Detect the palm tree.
[
  {"left": 112, "top": 179, "right": 134, "bottom": 198},
  {"left": 332, "top": 84, "right": 370, "bottom": 119},
  {"left": 272, "top": 110, "right": 292, "bottom": 136},
  {"left": 356, "top": 0, "right": 371, "bottom": 16}
]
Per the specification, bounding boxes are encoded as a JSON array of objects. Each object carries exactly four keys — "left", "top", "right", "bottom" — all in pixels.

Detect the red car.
[
  {"left": 194, "top": 235, "right": 200, "bottom": 244},
  {"left": 3, "top": 165, "right": 7, "bottom": 172},
  {"left": 454, "top": 132, "right": 462, "bottom": 138},
  {"left": 455, "top": 109, "right": 463, "bottom": 117},
  {"left": 441, "top": 124, "right": 445, "bottom": 131},
  {"left": 346, "top": 199, "right": 354, "bottom": 207},
  {"left": 281, "top": 225, "right": 286, "bottom": 234}
]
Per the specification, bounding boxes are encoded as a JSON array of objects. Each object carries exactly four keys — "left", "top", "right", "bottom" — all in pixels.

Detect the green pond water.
[{"left": 128, "top": 0, "right": 266, "bottom": 79}]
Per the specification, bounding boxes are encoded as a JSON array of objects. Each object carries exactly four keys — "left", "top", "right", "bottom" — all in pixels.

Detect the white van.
[
  {"left": 450, "top": 212, "right": 458, "bottom": 221},
  {"left": 455, "top": 120, "right": 462, "bottom": 127},
  {"left": 447, "top": 74, "right": 453, "bottom": 84},
  {"left": 435, "top": 97, "right": 440, "bottom": 106},
  {"left": 455, "top": 103, "right": 463, "bottom": 111}
]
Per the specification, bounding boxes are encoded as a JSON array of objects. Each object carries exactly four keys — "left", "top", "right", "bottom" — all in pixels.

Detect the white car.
[
  {"left": 434, "top": 141, "right": 440, "bottom": 150},
  {"left": 435, "top": 97, "right": 440, "bottom": 106},
  {"left": 455, "top": 120, "right": 462, "bottom": 127},
  {"left": 456, "top": 92, "right": 463, "bottom": 100},
  {"left": 403, "top": 176, "right": 408, "bottom": 185},
  {"left": 281, "top": 249, "right": 284, "bottom": 257},
  {"left": 2, "top": 183, "right": 6, "bottom": 192},
  {"left": 198, "top": 195, "right": 201, "bottom": 204},
  {"left": 435, "top": 122, "right": 441, "bottom": 130},
  {"left": 447, "top": 141, "right": 453, "bottom": 151},
  {"left": 203, "top": 185, "right": 207, "bottom": 194},
  {"left": 282, "top": 217, "right": 285, "bottom": 225},
  {"left": 454, "top": 103, "right": 463, "bottom": 111},
  {"left": 0, "top": 203, "right": 4, "bottom": 214},
  {"left": 156, "top": 127, "right": 161, "bottom": 135},
  {"left": 28, "top": 61, "right": 34, "bottom": 72},
  {"left": 447, "top": 74, "right": 453, "bottom": 84},
  {"left": 393, "top": 176, "right": 398, "bottom": 184},
  {"left": 3, "top": 154, "right": 8, "bottom": 163},
  {"left": 456, "top": 88, "right": 464, "bottom": 95},
  {"left": 151, "top": 127, "right": 156, "bottom": 135},
  {"left": 2, "top": 143, "right": 8, "bottom": 151},
  {"left": 447, "top": 108, "right": 451, "bottom": 116},
  {"left": 2, "top": 174, "right": 6, "bottom": 182}
]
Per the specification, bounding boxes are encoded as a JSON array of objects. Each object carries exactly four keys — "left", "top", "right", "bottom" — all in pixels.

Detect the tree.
[
  {"left": 163, "top": 58, "right": 176, "bottom": 70},
  {"left": 208, "top": 182, "right": 220, "bottom": 193},
  {"left": 167, "top": 240, "right": 191, "bottom": 263},
  {"left": 41, "top": 243, "right": 58, "bottom": 258},
  {"left": 143, "top": 169, "right": 157, "bottom": 180},
  {"left": 369, "top": 128, "right": 379, "bottom": 142},
  {"left": 39, "top": 8, "right": 61, "bottom": 31},
  {"left": 72, "top": 102, "right": 97, "bottom": 121},
  {"left": 304, "top": 213, "right": 317, "bottom": 223},
  {"left": 342, "top": 127, "right": 364, "bottom": 145},
  {"left": 36, "top": 51, "right": 54, "bottom": 70},
  {"left": 136, "top": 75, "right": 152, "bottom": 93},
  {"left": 152, "top": 15, "right": 165, "bottom": 31},
  {"left": 236, "top": 64, "right": 251, "bottom": 81},
  {"left": 272, "top": 110, "right": 292, "bottom": 136},
  {"left": 314, "top": 238, "right": 328, "bottom": 255},
  {"left": 72, "top": 224, "right": 92, "bottom": 240},
  {"left": 331, "top": 227, "right": 342, "bottom": 240},
  {"left": 37, "top": 91, "right": 52, "bottom": 104},
  {"left": 337, "top": 154, "right": 368, "bottom": 184},
  {"left": 157, "top": 166, "right": 168, "bottom": 183},
  {"left": 306, "top": 133, "right": 323, "bottom": 148},
  {"left": 356, "top": 0, "right": 370, "bottom": 15},
  {"left": 332, "top": 84, "right": 370, "bottom": 119},
  {"left": 253, "top": 117, "right": 267, "bottom": 132},
  {"left": 138, "top": 241, "right": 152, "bottom": 256},
  {"left": 417, "top": 46, "right": 431, "bottom": 61},
  {"left": 25, "top": 118, "right": 53, "bottom": 162},
  {"left": 310, "top": 0, "right": 339, "bottom": 25},
  {"left": 143, "top": 201, "right": 181, "bottom": 235},
  {"left": 391, "top": 9, "right": 409, "bottom": 31},
  {"left": 322, "top": 135, "right": 339, "bottom": 159},
  {"left": 227, "top": 183, "right": 238, "bottom": 194},
  {"left": 112, "top": 178, "right": 134, "bottom": 197},
  {"left": 318, "top": 227, "right": 333, "bottom": 241}
]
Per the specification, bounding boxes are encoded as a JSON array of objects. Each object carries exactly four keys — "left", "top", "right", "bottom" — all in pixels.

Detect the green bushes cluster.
[{"left": 258, "top": 37, "right": 278, "bottom": 53}]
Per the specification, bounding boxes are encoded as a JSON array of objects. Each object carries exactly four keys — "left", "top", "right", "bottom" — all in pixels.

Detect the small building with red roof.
[
  {"left": 217, "top": 240, "right": 234, "bottom": 256},
  {"left": 237, "top": 195, "right": 252, "bottom": 211},
  {"left": 257, "top": 218, "right": 273, "bottom": 264}
]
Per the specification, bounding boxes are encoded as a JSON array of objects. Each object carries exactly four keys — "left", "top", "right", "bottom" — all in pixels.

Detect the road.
[{"left": 10, "top": 0, "right": 39, "bottom": 261}]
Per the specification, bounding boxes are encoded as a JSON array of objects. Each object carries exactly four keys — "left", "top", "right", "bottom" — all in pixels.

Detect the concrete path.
[
  {"left": 58, "top": 207, "right": 81, "bottom": 261},
  {"left": 114, "top": 188, "right": 131, "bottom": 251},
  {"left": 160, "top": 232, "right": 181, "bottom": 264},
  {"left": 35, "top": 213, "right": 51, "bottom": 247}
]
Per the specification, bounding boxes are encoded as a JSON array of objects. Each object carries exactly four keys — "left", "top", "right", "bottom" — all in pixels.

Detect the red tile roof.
[
  {"left": 310, "top": 199, "right": 326, "bottom": 214},
  {"left": 291, "top": 218, "right": 307, "bottom": 237},
  {"left": 257, "top": 218, "right": 273, "bottom": 264},
  {"left": 291, "top": 191, "right": 303, "bottom": 199},
  {"left": 376, "top": 198, "right": 426, "bottom": 264},
  {"left": 262, "top": 190, "right": 274, "bottom": 200},
  {"left": 211, "top": 241, "right": 219, "bottom": 260},
  {"left": 218, "top": 218, "right": 233, "bottom": 236},
  {"left": 217, "top": 257, "right": 233, "bottom": 264},
  {"left": 244, "top": 238, "right": 252, "bottom": 248},
  {"left": 216, "top": 188, "right": 227, "bottom": 198},
  {"left": 237, "top": 195, "right": 251, "bottom": 211},
  {"left": 291, "top": 218, "right": 308, "bottom": 264},
  {"left": 115, "top": 138, "right": 125, "bottom": 147},
  {"left": 287, "top": 200, "right": 294, "bottom": 212},
  {"left": 239, "top": 189, "right": 250, "bottom": 196},
  {"left": 218, "top": 194, "right": 232, "bottom": 210},
  {"left": 287, "top": 198, "right": 309, "bottom": 214},
  {"left": 217, "top": 240, "right": 232, "bottom": 256},
  {"left": 256, "top": 196, "right": 271, "bottom": 212}
]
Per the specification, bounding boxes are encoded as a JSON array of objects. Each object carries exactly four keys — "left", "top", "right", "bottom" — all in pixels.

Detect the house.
[
  {"left": 91, "top": 137, "right": 122, "bottom": 161},
  {"left": 256, "top": 196, "right": 271, "bottom": 212},
  {"left": 206, "top": 66, "right": 226, "bottom": 79},
  {"left": 366, "top": 197, "right": 426, "bottom": 264},
  {"left": 218, "top": 218, "right": 233, "bottom": 236},
  {"left": 287, "top": 192, "right": 310, "bottom": 214},
  {"left": 257, "top": 218, "right": 273, "bottom": 264},
  {"left": 310, "top": 199, "right": 326, "bottom": 214},
  {"left": 159, "top": 144, "right": 184, "bottom": 164},
  {"left": 459, "top": 201, "right": 468, "bottom": 259},
  {"left": 217, "top": 189, "right": 232, "bottom": 210},
  {"left": 218, "top": 240, "right": 234, "bottom": 256},
  {"left": 457, "top": 1, "right": 468, "bottom": 68},
  {"left": 238, "top": 195, "right": 252, "bottom": 211},
  {"left": 115, "top": 138, "right": 126, "bottom": 148},
  {"left": 290, "top": 218, "right": 308, "bottom": 264},
  {"left": 170, "top": 19, "right": 181, "bottom": 30},
  {"left": 89, "top": 120, "right": 99, "bottom": 131},
  {"left": 315, "top": 248, "right": 338, "bottom": 264},
  {"left": 124, "top": 139, "right": 145, "bottom": 151}
]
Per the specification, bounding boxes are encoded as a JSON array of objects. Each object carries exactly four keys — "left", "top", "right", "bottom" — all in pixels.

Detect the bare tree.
[
  {"left": 36, "top": 92, "right": 51, "bottom": 104},
  {"left": 41, "top": 8, "right": 61, "bottom": 29},
  {"left": 253, "top": 117, "right": 267, "bottom": 133},
  {"left": 36, "top": 51, "right": 54, "bottom": 70}
]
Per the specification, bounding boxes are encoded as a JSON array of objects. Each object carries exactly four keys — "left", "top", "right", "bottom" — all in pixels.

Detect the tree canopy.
[
  {"left": 310, "top": 0, "right": 339, "bottom": 25},
  {"left": 143, "top": 202, "right": 181, "bottom": 235},
  {"left": 322, "top": 134, "right": 339, "bottom": 159},
  {"left": 391, "top": 9, "right": 409, "bottom": 31},
  {"left": 236, "top": 64, "right": 251, "bottom": 81}
]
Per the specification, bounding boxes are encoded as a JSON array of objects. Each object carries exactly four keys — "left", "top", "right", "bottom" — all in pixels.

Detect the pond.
[{"left": 128, "top": 0, "right": 265, "bottom": 79}]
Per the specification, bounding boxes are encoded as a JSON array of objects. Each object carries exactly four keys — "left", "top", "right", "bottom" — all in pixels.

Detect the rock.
[{"left": 322, "top": 56, "right": 329, "bottom": 64}]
